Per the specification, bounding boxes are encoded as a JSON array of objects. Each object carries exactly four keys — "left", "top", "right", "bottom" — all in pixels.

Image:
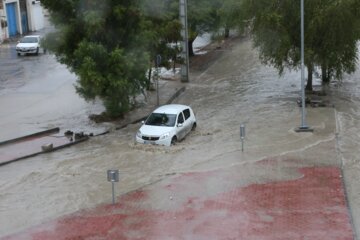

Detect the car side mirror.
[{"left": 177, "top": 123, "right": 183, "bottom": 127}]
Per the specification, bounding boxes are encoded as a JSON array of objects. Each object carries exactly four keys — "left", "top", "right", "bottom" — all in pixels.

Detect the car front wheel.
[{"left": 171, "top": 136, "right": 177, "bottom": 145}]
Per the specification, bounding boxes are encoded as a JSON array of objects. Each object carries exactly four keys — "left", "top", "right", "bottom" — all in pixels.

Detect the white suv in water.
[{"left": 136, "top": 104, "right": 197, "bottom": 146}]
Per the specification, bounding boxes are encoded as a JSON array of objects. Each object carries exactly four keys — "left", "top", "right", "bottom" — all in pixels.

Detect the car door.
[
  {"left": 176, "top": 112, "right": 186, "bottom": 140},
  {"left": 182, "top": 108, "right": 192, "bottom": 135}
]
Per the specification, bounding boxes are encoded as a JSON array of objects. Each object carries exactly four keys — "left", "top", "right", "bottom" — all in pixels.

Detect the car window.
[
  {"left": 145, "top": 113, "right": 176, "bottom": 127},
  {"left": 183, "top": 109, "right": 191, "bottom": 120},
  {"left": 20, "top": 37, "right": 38, "bottom": 43},
  {"left": 177, "top": 112, "right": 184, "bottom": 124}
]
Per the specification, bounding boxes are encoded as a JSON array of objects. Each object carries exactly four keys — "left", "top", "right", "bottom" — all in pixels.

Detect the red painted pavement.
[{"left": 2, "top": 167, "right": 354, "bottom": 240}]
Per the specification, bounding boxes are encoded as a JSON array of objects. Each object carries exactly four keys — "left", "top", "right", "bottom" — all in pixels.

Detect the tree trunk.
[
  {"left": 147, "top": 66, "right": 152, "bottom": 90},
  {"left": 321, "top": 64, "right": 330, "bottom": 84},
  {"left": 173, "top": 57, "right": 176, "bottom": 73},
  {"left": 306, "top": 65, "right": 313, "bottom": 91},
  {"left": 224, "top": 27, "right": 230, "bottom": 38},
  {"left": 188, "top": 39, "right": 195, "bottom": 56}
]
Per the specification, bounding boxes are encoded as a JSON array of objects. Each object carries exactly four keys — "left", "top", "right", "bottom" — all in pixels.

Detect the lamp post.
[{"left": 296, "top": 0, "right": 313, "bottom": 132}]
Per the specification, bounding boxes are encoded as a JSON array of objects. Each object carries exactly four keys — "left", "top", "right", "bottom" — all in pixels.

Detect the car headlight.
[
  {"left": 160, "top": 132, "right": 170, "bottom": 140},
  {"left": 136, "top": 131, "right": 142, "bottom": 138}
]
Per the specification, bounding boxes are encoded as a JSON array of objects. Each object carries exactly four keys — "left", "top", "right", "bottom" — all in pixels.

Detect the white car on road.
[
  {"left": 136, "top": 104, "right": 197, "bottom": 146},
  {"left": 16, "top": 35, "right": 44, "bottom": 56}
]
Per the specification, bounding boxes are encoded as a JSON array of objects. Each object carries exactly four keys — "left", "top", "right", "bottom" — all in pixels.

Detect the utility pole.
[{"left": 179, "top": 0, "right": 189, "bottom": 82}]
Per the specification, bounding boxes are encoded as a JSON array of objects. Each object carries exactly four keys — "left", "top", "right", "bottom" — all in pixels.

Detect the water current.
[{"left": 0, "top": 38, "right": 359, "bottom": 237}]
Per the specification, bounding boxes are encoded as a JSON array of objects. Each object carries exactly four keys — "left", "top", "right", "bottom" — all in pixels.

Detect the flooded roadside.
[
  {"left": 0, "top": 48, "right": 108, "bottom": 142},
  {"left": 0, "top": 37, "right": 359, "bottom": 237},
  {"left": 330, "top": 67, "right": 360, "bottom": 237}
]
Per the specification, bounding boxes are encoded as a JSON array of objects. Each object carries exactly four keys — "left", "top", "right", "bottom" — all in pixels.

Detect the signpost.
[
  {"left": 240, "top": 124, "right": 245, "bottom": 152},
  {"left": 107, "top": 170, "right": 119, "bottom": 205}
]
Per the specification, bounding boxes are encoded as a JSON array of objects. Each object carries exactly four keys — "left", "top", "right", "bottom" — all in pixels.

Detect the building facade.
[{"left": 0, "top": 0, "right": 44, "bottom": 43}]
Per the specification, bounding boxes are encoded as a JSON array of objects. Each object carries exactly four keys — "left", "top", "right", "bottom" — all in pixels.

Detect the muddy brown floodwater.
[{"left": 0, "top": 37, "right": 360, "bottom": 237}]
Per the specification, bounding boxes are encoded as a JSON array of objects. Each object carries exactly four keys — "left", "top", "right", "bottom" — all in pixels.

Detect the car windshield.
[
  {"left": 20, "top": 37, "right": 38, "bottom": 43},
  {"left": 145, "top": 113, "right": 176, "bottom": 127}
]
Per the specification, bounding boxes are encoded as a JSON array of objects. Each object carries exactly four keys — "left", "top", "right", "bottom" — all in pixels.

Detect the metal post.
[
  {"left": 300, "top": 0, "right": 306, "bottom": 128},
  {"left": 240, "top": 124, "right": 245, "bottom": 152},
  {"left": 156, "top": 69, "right": 159, "bottom": 106},
  {"left": 111, "top": 182, "right": 115, "bottom": 204},
  {"left": 107, "top": 170, "right": 119, "bottom": 205},
  {"left": 296, "top": 0, "right": 313, "bottom": 132},
  {"left": 179, "top": 0, "right": 189, "bottom": 82},
  {"left": 156, "top": 55, "right": 161, "bottom": 106}
]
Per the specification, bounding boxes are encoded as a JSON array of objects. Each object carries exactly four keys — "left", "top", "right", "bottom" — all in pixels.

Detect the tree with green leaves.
[
  {"left": 160, "top": 0, "right": 221, "bottom": 56},
  {"left": 186, "top": 0, "right": 220, "bottom": 56},
  {"left": 41, "top": 0, "right": 151, "bottom": 117},
  {"left": 241, "top": 0, "right": 360, "bottom": 91},
  {"left": 310, "top": 0, "right": 360, "bottom": 84},
  {"left": 140, "top": 1, "right": 183, "bottom": 87},
  {"left": 217, "top": 0, "right": 246, "bottom": 38}
]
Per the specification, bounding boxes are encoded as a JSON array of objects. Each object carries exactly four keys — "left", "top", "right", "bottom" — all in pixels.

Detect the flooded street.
[
  {"left": 0, "top": 37, "right": 359, "bottom": 237},
  {"left": 0, "top": 46, "right": 108, "bottom": 142}
]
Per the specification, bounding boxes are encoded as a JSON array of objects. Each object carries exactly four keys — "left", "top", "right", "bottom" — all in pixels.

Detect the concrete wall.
[
  {"left": 0, "top": 0, "right": 45, "bottom": 42},
  {"left": 0, "top": 8, "right": 4, "bottom": 42},
  {"left": 26, "top": 0, "right": 43, "bottom": 31}
]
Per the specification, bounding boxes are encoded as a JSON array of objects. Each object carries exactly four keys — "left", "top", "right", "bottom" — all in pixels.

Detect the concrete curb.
[
  {"left": 0, "top": 127, "right": 60, "bottom": 146},
  {"left": 0, "top": 137, "right": 89, "bottom": 167},
  {"left": 165, "top": 86, "right": 186, "bottom": 105},
  {"left": 341, "top": 167, "right": 358, "bottom": 239}
]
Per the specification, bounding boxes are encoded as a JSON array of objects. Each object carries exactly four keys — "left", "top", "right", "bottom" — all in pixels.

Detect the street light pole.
[{"left": 296, "top": 0, "right": 313, "bottom": 132}]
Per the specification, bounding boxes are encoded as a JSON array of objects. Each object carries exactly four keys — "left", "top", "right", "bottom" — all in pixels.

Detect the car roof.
[{"left": 153, "top": 104, "right": 190, "bottom": 114}]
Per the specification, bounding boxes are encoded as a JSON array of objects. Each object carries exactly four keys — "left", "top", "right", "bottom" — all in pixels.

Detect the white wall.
[
  {"left": 27, "top": 0, "right": 44, "bottom": 31},
  {"left": 0, "top": 9, "right": 4, "bottom": 42},
  {"left": 0, "top": 0, "right": 45, "bottom": 40}
]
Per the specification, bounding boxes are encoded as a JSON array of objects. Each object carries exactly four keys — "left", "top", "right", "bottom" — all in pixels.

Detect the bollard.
[
  {"left": 240, "top": 124, "right": 245, "bottom": 152},
  {"left": 107, "top": 170, "right": 119, "bottom": 204}
]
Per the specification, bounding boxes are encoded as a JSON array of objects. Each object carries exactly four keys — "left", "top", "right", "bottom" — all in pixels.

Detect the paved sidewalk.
[{"left": 2, "top": 164, "right": 354, "bottom": 239}]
